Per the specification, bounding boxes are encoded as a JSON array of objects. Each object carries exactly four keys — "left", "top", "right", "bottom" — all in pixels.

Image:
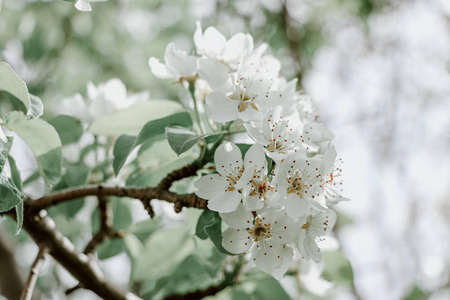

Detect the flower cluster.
[{"left": 150, "top": 24, "right": 348, "bottom": 279}]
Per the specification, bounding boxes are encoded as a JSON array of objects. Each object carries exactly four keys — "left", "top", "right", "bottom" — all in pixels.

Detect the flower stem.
[{"left": 188, "top": 82, "right": 204, "bottom": 134}]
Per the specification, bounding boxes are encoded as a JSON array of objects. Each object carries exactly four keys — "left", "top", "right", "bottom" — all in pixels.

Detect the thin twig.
[
  {"left": 20, "top": 247, "right": 49, "bottom": 300},
  {"left": 83, "top": 195, "right": 124, "bottom": 255}
]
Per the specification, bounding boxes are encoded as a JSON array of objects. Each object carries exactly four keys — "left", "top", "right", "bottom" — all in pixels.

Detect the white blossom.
[
  {"left": 244, "top": 107, "right": 306, "bottom": 162},
  {"left": 297, "top": 210, "right": 336, "bottom": 263},
  {"left": 221, "top": 204, "right": 298, "bottom": 275},
  {"left": 58, "top": 78, "right": 146, "bottom": 124},
  {"left": 194, "top": 142, "right": 256, "bottom": 213},
  {"left": 149, "top": 43, "right": 198, "bottom": 82},
  {"left": 276, "top": 151, "right": 327, "bottom": 218},
  {"left": 194, "top": 22, "right": 254, "bottom": 69}
]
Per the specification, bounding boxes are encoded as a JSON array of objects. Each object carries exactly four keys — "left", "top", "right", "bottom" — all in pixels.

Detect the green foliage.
[
  {"left": 166, "top": 126, "right": 222, "bottom": 156},
  {"left": 49, "top": 115, "right": 84, "bottom": 145},
  {"left": 3, "top": 111, "right": 62, "bottom": 185},
  {"left": 196, "top": 210, "right": 234, "bottom": 255},
  {"left": 403, "top": 286, "right": 430, "bottom": 300},
  {"left": 28, "top": 95, "right": 44, "bottom": 119},
  {"left": 8, "top": 155, "right": 24, "bottom": 234},
  {"left": 322, "top": 250, "right": 354, "bottom": 286},
  {"left": 113, "top": 112, "right": 193, "bottom": 175},
  {"left": 49, "top": 163, "right": 90, "bottom": 218},
  {"left": 0, "top": 62, "right": 30, "bottom": 113},
  {"left": 88, "top": 100, "right": 183, "bottom": 136},
  {"left": 130, "top": 227, "right": 195, "bottom": 281},
  {"left": 0, "top": 136, "right": 13, "bottom": 173},
  {"left": 0, "top": 173, "right": 24, "bottom": 212}
]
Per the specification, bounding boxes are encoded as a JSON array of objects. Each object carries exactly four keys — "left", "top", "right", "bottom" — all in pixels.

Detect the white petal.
[
  {"left": 149, "top": 57, "right": 177, "bottom": 80},
  {"left": 205, "top": 91, "right": 238, "bottom": 123},
  {"left": 222, "top": 227, "right": 252, "bottom": 254},
  {"left": 222, "top": 33, "right": 254, "bottom": 63},
  {"left": 242, "top": 194, "right": 264, "bottom": 211},
  {"left": 244, "top": 123, "right": 270, "bottom": 146},
  {"left": 201, "top": 27, "right": 226, "bottom": 57},
  {"left": 207, "top": 189, "right": 242, "bottom": 213},
  {"left": 244, "top": 144, "right": 267, "bottom": 170},
  {"left": 198, "top": 58, "right": 231, "bottom": 92},
  {"left": 214, "top": 142, "right": 243, "bottom": 177},
  {"left": 271, "top": 246, "right": 294, "bottom": 280},
  {"left": 283, "top": 193, "right": 310, "bottom": 219},
  {"left": 272, "top": 214, "right": 300, "bottom": 244},
  {"left": 194, "top": 174, "right": 227, "bottom": 199},
  {"left": 220, "top": 203, "right": 253, "bottom": 229},
  {"left": 164, "top": 43, "right": 198, "bottom": 77},
  {"left": 235, "top": 165, "right": 256, "bottom": 190},
  {"left": 74, "top": 0, "right": 92, "bottom": 11},
  {"left": 252, "top": 240, "right": 283, "bottom": 273},
  {"left": 103, "top": 78, "right": 127, "bottom": 109}
]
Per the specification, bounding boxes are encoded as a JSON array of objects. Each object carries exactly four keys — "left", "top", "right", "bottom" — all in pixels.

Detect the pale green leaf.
[
  {"left": 166, "top": 127, "right": 221, "bottom": 156},
  {"left": 27, "top": 95, "right": 44, "bottom": 119},
  {"left": 0, "top": 136, "right": 13, "bottom": 173},
  {"left": 88, "top": 100, "right": 183, "bottom": 136},
  {"left": 113, "top": 112, "right": 192, "bottom": 176},
  {"left": 132, "top": 227, "right": 194, "bottom": 281},
  {"left": 15, "top": 201, "right": 23, "bottom": 235},
  {"left": 3, "top": 111, "right": 62, "bottom": 185},
  {"left": 49, "top": 115, "right": 84, "bottom": 145},
  {"left": 0, "top": 62, "right": 30, "bottom": 113},
  {"left": 113, "top": 135, "right": 136, "bottom": 176},
  {"left": 0, "top": 173, "right": 23, "bottom": 212}
]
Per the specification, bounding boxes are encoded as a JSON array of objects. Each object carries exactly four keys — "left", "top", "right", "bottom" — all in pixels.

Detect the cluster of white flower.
[
  {"left": 150, "top": 23, "right": 348, "bottom": 279},
  {"left": 57, "top": 78, "right": 149, "bottom": 124}
]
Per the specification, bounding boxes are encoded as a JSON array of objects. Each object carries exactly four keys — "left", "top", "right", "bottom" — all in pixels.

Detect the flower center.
[
  {"left": 287, "top": 170, "right": 309, "bottom": 197},
  {"left": 248, "top": 217, "right": 272, "bottom": 242}
]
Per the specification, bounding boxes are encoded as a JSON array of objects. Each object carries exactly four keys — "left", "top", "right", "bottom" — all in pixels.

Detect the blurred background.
[{"left": 1, "top": 0, "right": 450, "bottom": 299}]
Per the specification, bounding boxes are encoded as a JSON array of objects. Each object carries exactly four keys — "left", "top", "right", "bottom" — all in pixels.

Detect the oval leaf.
[
  {"left": 3, "top": 111, "right": 62, "bottom": 185},
  {"left": 0, "top": 62, "right": 30, "bottom": 113}
]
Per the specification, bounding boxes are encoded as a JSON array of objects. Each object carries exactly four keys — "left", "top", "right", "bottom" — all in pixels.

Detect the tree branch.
[
  {"left": 29, "top": 185, "right": 208, "bottom": 214},
  {"left": 0, "top": 230, "right": 25, "bottom": 300},
  {"left": 20, "top": 247, "right": 48, "bottom": 300},
  {"left": 8, "top": 204, "right": 141, "bottom": 300},
  {"left": 157, "top": 162, "right": 199, "bottom": 190}
]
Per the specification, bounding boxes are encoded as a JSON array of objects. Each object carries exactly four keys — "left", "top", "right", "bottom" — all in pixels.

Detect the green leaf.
[
  {"left": 403, "top": 286, "right": 430, "bottom": 300},
  {"left": 195, "top": 210, "right": 234, "bottom": 255},
  {"left": 196, "top": 210, "right": 219, "bottom": 240},
  {"left": 0, "top": 173, "right": 24, "bottom": 212},
  {"left": 8, "top": 155, "right": 22, "bottom": 191},
  {"left": 322, "top": 250, "right": 354, "bottom": 285},
  {"left": 113, "top": 112, "right": 192, "bottom": 176},
  {"left": 112, "top": 135, "right": 136, "bottom": 176},
  {"left": 166, "top": 127, "right": 220, "bottom": 156},
  {"left": 49, "top": 164, "right": 90, "bottom": 218},
  {"left": 7, "top": 155, "right": 23, "bottom": 234},
  {"left": 131, "top": 227, "right": 194, "bottom": 281},
  {"left": 0, "top": 136, "right": 13, "bottom": 173},
  {"left": 27, "top": 95, "right": 44, "bottom": 119},
  {"left": 3, "top": 111, "right": 62, "bottom": 185},
  {"left": 0, "top": 62, "right": 30, "bottom": 113},
  {"left": 88, "top": 100, "right": 183, "bottom": 136},
  {"left": 235, "top": 271, "right": 291, "bottom": 300},
  {"left": 49, "top": 115, "right": 84, "bottom": 145}
]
